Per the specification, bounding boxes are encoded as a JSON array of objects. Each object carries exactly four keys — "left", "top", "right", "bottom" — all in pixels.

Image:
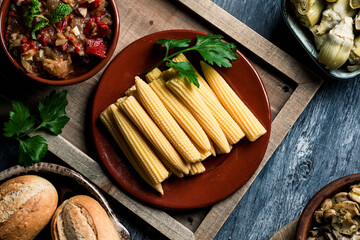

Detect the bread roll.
[
  {"left": 51, "top": 195, "right": 120, "bottom": 240},
  {"left": 0, "top": 175, "right": 58, "bottom": 240}
]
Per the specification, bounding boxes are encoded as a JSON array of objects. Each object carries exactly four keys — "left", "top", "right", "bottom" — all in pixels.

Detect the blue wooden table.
[{"left": 1, "top": 0, "right": 360, "bottom": 239}]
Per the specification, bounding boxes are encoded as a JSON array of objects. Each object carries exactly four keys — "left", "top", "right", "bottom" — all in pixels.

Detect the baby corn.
[
  {"left": 200, "top": 61, "right": 267, "bottom": 142},
  {"left": 172, "top": 53, "right": 245, "bottom": 145},
  {"left": 135, "top": 76, "right": 202, "bottom": 163},
  {"left": 166, "top": 76, "right": 231, "bottom": 153},
  {"left": 100, "top": 106, "right": 164, "bottom": 194},
  {"left": 118, "top": 96, "right": 190, "bottom": 175},
  {"left": 145, "top": 70, "right": 211, "bottom": 152},
  {"left": 145, "top": 67, "right": 162, "bottom": 82},
  {"left": 189, "top": 162, "right": 206, "bottom": 175},
  {"left": 109, "top": 104, "right": 170, "bottom": 186}
]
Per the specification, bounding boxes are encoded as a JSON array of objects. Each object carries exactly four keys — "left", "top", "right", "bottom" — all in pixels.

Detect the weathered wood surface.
[
  {"left": 209, "top": 1, "right": 360, "bottom": 240},
  {"left": 0, "top": 0, "right": 331, "bottom": 240},
  {"left": 270, "top": 220, "right": 298, "bottom": 240}
]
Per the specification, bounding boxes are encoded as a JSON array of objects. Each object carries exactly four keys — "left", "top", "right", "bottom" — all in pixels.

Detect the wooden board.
[
  {"left": 0, "top": 0, "right": 323, "bottom": 239},
  {"left": 270, "top": 219, "right": 298, "bottom": 240}
]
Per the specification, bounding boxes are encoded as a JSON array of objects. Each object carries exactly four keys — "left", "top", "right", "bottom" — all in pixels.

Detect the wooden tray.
[{"left": 0, "top": 0, "right": 323, "bottom": 239}]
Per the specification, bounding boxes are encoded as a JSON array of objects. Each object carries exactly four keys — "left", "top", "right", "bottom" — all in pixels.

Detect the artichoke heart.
[
  {"left": 349, "top": 35, "right": 360, "bottom": 64},
  {"left": 347, "top": 36, "right": 360, "bottom": 71},
  {"left": 290, "top": 0, "right": 316, "bottom": 14},
  {"left": 330, "top": 0, "right": 358, "bottom": 19},
  {"left": 293, "top": 0, "right": 324, "bottom": 27},
  {"left": 355, "top": 12, "right": 360, "bottom": 30},
  {"left": 350, "top": 0, "right": 360, "bottom": 9},
  {"left": 318, "top": 17, "right": 354, "bottom": 70},
  {"left": 310, "top": 24, "right": 329, "bottom": 50},
  {"left": 316, "top": 9, "right": 342, "bottom": 34}
]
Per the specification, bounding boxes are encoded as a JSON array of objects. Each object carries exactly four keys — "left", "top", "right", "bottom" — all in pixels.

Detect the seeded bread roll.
[
  {"left": 51, "top": 195, "right": 120, "bottom": 240},
  {"left": 0, "top": 175, "right": 58, "bottom": 240}
]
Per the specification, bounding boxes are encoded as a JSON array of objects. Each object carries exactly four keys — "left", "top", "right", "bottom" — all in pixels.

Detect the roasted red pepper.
[
  {"left": 39, "top": 33, "right": 47, "bottom": 46},
  {"left": 79, "top": 1, "right": 89, "bottom": 8},
  {"left": 90, "top": 0, "right": 101, "bottom": 9},
  {"left": 84, "top": 18, "right": 95, "bottom": 36},
  {"left": 60, "top": 41, "right": 68, "bottom": 52},
  {"left": 20, "top": 42, "right": 30, "bottom": 53},
  {"left": 94, "top": 22, "right": 109, "bottom": 38},
  {"left": 85, "top": 38, "right": 107, "bottom": 58}
]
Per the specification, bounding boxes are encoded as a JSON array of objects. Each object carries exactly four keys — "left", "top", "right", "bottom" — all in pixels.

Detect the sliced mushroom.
[
  {"left": 315, "top": 210, "right": 325, "bottom": 224},
  {"left": 324, "top": 209, "right": 338, "bottom": 223},
  {"left": 332, "top": 214, "right": 359, "bottom": 236},
  {"left": 333, "top": 201, "right": 360, "bottom": 217},
  {"left": 323, "top": 198, "right": 335, "bottom": 210},
  {"left": 350, "top": 188, "right": 360, "bottom": 204},
  {"left": 333, "top": 192, "right": 351, "bottom": 204}
]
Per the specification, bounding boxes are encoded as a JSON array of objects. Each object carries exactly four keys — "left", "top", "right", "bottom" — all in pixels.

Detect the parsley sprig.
[
  {"left": 140, "top": 34, "right": 238, "bottom": 87},
  {"left": 3, "top": 90, "right": 70, "bottom": 166},
  {"left": 24, "top": 0, "right": 73, "bottom": 39}
]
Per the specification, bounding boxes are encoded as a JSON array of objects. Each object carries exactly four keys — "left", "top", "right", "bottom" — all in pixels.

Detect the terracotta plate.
[{"left": 91, "top": 29, "right": 271, "bottom": 210}]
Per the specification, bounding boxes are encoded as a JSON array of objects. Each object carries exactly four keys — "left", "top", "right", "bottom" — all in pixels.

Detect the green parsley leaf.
[
  {"left": 49, "top": 3, "right": 73, "bottom": 24},
  {"left": 18, "top": 135, "right": 48, "bottom": 166},
  {"left": 167, "top": 61, "right": 199, "bottom": 88},
  {"left": 140, "top": 34, "right": 238, "bottom": 87},
  {"left": 194, "top": 34, "right": 238, "bottom": 67},
  {"left": 24, "top": 0, "right": 42, "bottom": 27},
  {"left": 31, "top": 18, "right": 49, "bottom": 39},
  {"left": 3, "top": 90, "right": 69, "bottom": 166},
  {"left": 38, "top": 90, "right": 70, "bottom": 135},
  {"left": 3, "top": 101, "right": 35, "bottom": 138},
  {"left": 155, "top": 38, "right": 191, "bottom": 50}
]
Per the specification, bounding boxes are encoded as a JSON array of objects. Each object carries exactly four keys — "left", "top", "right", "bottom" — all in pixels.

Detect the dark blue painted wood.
[
  {"left": 211, "top": 1, "right": 360, "bottom": 240},
  {"left": 1, "top": 1, "right": 360, "bottom": 240}
]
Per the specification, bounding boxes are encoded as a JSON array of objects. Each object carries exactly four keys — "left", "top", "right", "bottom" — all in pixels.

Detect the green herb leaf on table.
[
  {"left": 18, "top": 136, "right": 48, "bottom": 166},
  {"left": 49, "top": 3, "right": 73, "bottom": 24},
  {"left": 3, "top": 90, "right": 69, "bottom": 166},
  {"left": 141, "top": 34, "right": 238, "bottom": 87},
  {"left": 3, "top": 101, "right": 35, "bottom": 138},
  {"left": 38, "top": 90, "right": 70, "bottom": 134}
]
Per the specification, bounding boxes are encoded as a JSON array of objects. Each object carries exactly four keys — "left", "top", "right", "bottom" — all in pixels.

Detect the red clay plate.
[{"left": 91, "top": 29, "right": 271, "bottom": 210}]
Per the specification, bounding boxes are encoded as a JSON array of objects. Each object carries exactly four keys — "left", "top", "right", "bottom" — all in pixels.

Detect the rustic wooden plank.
[
  {"left": 173, "top": 0, "right": 313, "bottom": 85},
  {"left": 270, "top": 219, "right": 298, "bottom": 240},
  {"left": 194, "top": 77, "right": 322, "bottom": 239}
]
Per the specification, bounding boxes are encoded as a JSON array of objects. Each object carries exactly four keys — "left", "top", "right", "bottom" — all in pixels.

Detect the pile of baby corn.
[{"left": 100, "top": 53, "right": 267, "bottom": 195}]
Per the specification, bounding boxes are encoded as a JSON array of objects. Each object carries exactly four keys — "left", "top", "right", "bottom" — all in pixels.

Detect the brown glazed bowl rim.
[
  {"left": 296, "top": 173, "right": 360, "bottom": 240},
  {"left": 0, "top": 0, "right": 120, "bottom": 86}
]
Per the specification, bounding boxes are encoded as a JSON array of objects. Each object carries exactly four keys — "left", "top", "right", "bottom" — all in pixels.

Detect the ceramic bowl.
[
  {"left": 0, "top": 162, "right": 130, "bottom": 240},
  {"left": 0, "top": 0, "right": 120, "bottom": 85},
  {"left": 296, "top": 173, "right": 360, "bottom": 240},
  {"left": 281, "top": 0, "right": 360, "bottom": 79}
]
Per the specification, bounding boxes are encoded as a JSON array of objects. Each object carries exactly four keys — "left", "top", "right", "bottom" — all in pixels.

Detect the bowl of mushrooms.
[
  {"left": 281, "top": 0, "right": 360, "bottom": 79},
  {"left": 296, "top": 173, "right": 360, "bottom": 240}
]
